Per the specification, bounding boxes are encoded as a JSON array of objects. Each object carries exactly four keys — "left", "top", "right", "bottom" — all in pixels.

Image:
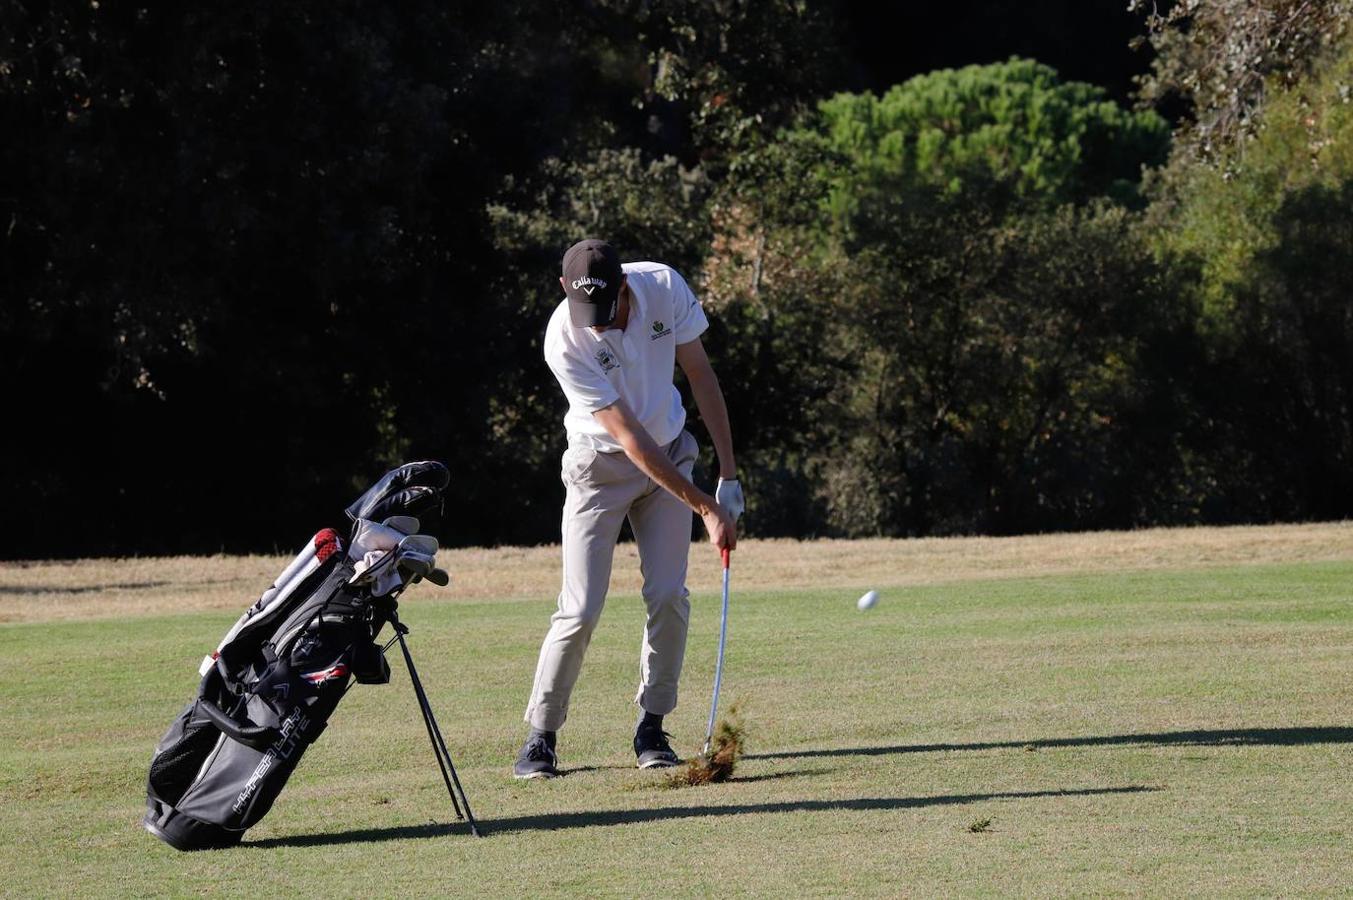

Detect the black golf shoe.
[
  {"left": 513, "top": 730, "right": 559, "bottom": 779},
  {"left": 634, "top": 722, "right": 680, "bottom": 769}
]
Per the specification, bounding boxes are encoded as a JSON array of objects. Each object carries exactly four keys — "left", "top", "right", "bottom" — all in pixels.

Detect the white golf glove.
[{"left": 716, "top": 477, "right": 744, "bottom": 521}]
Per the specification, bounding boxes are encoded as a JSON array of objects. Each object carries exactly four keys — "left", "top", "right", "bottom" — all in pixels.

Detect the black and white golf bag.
[{"left": 144, "top": 461, "right": 479, "bottom": 850}]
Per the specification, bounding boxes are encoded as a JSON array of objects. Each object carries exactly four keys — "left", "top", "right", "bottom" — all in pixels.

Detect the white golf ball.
[{"left": 857, "top": 589, "right": 879, "bottom": 611}]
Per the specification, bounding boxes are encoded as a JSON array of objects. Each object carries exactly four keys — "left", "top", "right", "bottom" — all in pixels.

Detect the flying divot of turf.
[{"left": 667, "top": 704, "right": 745, "bottom": 787}]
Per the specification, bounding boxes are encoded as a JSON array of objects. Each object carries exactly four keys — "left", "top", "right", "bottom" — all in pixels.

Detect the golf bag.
[{"left": 143, "top": 461, "right": 479, "bottom": 850}]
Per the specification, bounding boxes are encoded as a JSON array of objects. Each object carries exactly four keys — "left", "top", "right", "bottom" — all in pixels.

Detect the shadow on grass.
[
  {"left": 558, "top": 763, "right": 634, "bottom": 776},
  {"left": 743, "top": 727, "right": 1353, "bottom": 761},
  {"left": 0, "top": 581, "right": 171, "bottom": 595},
  {"left": 726, "top": 768, "right": 832, "bottom": 784},
  {"left": 244, "top": 784, "right": 1155, "bottom": 847}
]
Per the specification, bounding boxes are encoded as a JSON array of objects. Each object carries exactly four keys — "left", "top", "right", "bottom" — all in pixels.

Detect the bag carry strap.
[
  {"left": 197, "top": 660, "right": 282, "bottom": 751},
  {"left": 194, "top": 699, "right": 281, "bottom": 752}
]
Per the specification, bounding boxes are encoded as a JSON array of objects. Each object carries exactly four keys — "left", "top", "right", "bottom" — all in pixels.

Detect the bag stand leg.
[{"left": 390, "top": 623, "right": 483, "bottom": 837}]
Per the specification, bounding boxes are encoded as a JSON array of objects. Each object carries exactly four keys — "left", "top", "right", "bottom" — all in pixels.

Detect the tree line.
[{"left": 2, "top": 1, "right": 1350, "bottom": 556}]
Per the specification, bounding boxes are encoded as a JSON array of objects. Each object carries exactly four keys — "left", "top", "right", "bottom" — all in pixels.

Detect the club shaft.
[{"left": 704, "top": 561, "right": 731, "bottom": 755}]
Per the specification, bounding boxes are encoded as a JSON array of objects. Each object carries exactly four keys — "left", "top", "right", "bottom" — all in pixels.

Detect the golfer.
[{"left": 514, "top": 238, "right": 742, "bottom": 778}]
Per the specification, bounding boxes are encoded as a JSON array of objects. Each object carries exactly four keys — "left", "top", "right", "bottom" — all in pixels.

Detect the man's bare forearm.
[
  {"left": 594, "top": 401, "right": 716, "bottom": 515},
  {"left": 688, "top": 372, "right": 736, "bottom": 479},
  {"left": 593, "top": 398, "right": 736, "bottom": 550},
  {"left": 675, "top": 338, "right": 736, "bottom": 479}
]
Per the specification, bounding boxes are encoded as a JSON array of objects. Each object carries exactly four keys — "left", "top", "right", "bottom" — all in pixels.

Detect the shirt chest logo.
[
  {"left": 650, "top": 320, "right": 672, "bottom": 340},
  {"left": 595, "top": 347, "right": 620, "bottom": 373}
]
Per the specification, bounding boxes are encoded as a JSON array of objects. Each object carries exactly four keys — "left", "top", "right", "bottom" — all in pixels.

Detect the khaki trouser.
[{"left": 524, "top": 430, "right": 699, "bottom": 732}]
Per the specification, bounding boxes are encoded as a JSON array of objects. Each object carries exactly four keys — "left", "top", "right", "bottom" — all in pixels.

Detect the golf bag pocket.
[
  {"left": 147, "top": 705, "right": 225, "bottom": 807},
  {"left": 351, "top": 640, "right": 391, "bottom": 684}
]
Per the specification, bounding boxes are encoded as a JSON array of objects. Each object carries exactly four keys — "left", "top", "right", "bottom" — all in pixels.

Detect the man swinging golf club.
[{"left": 514, "top": 238, "right": 743, "bottom": 778}]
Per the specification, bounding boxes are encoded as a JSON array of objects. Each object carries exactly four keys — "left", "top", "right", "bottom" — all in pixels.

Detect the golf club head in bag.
[{"left": 144, "top": 462, "right": 455, "bottom": 851}]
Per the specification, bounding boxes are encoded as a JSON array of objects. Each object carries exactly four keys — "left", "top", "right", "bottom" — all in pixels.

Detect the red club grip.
[{"left": 721, "top": 546, "right": 730, "bottom": 568}]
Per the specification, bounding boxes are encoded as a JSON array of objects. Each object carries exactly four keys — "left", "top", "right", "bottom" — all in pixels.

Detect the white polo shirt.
[{"left": 544, "top": 261, "right": 709, "bottom": 452}]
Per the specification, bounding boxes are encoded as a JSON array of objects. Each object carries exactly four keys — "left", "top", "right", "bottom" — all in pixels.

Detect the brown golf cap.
[{"left": 562, "top": 239, "right": 623, "bottom": 327}]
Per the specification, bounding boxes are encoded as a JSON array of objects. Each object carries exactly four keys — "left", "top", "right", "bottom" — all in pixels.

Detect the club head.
[
  {"left": 395, "top": 535, "right": 440, "bottom": 583},
  {"left": 397, "top": 552, "right": 434, "bottom": 579},
  {"left": 382, "top": 515, "right": 421, "bottom": 536},
  {"left": 425, "top": 567, "right": 450, "bottom": 587},
  {"left": 398, "top": 534, "right": 439, "bottom": 556}
]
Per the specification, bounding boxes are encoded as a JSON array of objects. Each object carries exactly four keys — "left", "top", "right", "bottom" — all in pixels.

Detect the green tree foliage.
[
  {"left": 0, "top": 1, "right": 701, "bottom": 552},
  {"left": 1147, "top": 36, "right": 1353, "bottom": 322},
  {"left": 692, "top": 62, "right": 1177, "bottom": 536},
  {"left": 0, "top": 0, "right": 846, "bottom": 554},
  {"left": 820, "top": 195, "right": 1195, "bottom": 536},
  {"left": 3, "top": 3, "right": 496, "bottom": 548},
  {"left": 1144, "top": 34, "right": 1353, "bottom": 521},
  {"left": 811, "top": 59, "right": 1170, "bottom": 225},
  {"left": 635, "top": 0, "right": 847, "bottom": 162},
  {"left": 1131, "top": 0, "right": 1352, "bottom": 156},
  {"left": 697, "top": 61, "right": 1181, "bottom": 537},
  {"left": 1188, "top": 181, "right": 1353, "bottom": 521}
]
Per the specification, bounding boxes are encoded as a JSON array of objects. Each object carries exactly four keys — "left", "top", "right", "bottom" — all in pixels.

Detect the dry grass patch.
[{"left": 2, "top": 521, "right": 1349, "bottom": 624}]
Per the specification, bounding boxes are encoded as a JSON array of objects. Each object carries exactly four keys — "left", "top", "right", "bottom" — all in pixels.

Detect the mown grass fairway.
[{"left": 2, "top": 526, "right": 1351, "bottom": 896}]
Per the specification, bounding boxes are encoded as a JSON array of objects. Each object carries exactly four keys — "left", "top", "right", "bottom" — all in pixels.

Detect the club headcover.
[
  {"left": 346, "top": 461, "right": 450, "bottom": 528},
  {"left": 348, "top": 519, "right": 407, "bottom": 560}
]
